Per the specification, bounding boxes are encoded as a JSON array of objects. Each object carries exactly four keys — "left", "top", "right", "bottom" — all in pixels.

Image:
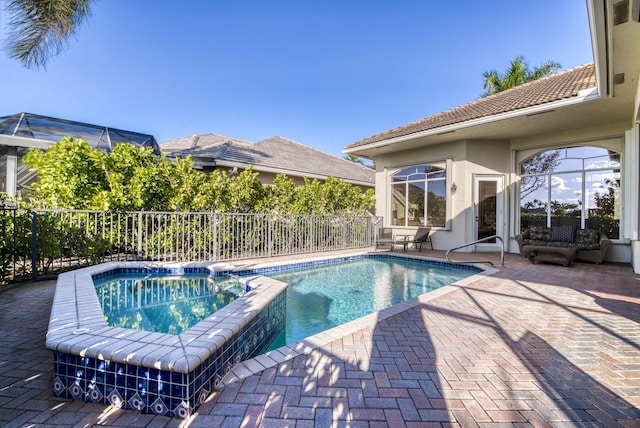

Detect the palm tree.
[
  {"left": 344, "top": 153, "right": 376, "bottom": 169},
  {"left": 3, "top": 0, "right": 93, "bottom": 69},
  {"left": 344, "top": 154, "right": 365, "bottom": 165},
  {"left": 482, "top": 56, "right": 561, "bottom": 97}
]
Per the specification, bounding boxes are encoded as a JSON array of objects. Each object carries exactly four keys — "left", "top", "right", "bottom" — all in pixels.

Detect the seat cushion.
[
  {"left": 551, "top": 225, "right": 577, "bottom": 243},
  {"left": 576, "top": 229, "right": 600, "bottom": 250},
  {"left": 524, "top": 239, "right": 576, "bottom": 248},
  {"left": 529, "top": 226, "right": 551, "bottom": 241}
]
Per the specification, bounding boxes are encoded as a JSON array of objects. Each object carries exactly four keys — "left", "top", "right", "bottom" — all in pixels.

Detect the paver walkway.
[{"left": 1, "top": 250, "right": 639, "bottom": 427}]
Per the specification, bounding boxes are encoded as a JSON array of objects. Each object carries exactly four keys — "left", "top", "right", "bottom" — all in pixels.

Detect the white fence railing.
[{"left": 0, "top": 208, "right": 375, "bottom": 284}]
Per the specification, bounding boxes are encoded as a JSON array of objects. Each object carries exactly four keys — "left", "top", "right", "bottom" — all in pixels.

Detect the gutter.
[
  {"left": 182, "top": 158, "right": 374, "bottom": 187},
  {"left": 587, "top": 0, "right": 612, "bottom": 98},
  {"left": 0, "top": 134, "right": 55, "bottom": 150}
]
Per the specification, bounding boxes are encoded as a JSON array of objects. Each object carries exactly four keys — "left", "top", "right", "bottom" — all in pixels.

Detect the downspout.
[{"left": 586, "top": 0, "right": 612, "bottom": 98}]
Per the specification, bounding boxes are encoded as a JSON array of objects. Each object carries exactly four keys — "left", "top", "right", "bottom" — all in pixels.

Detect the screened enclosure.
[
  {"left": 0, "top": 113, "right": 159, "bottom": 153},
  {"left": 0, "top": 112, "right": 159, "bottom": 196}
]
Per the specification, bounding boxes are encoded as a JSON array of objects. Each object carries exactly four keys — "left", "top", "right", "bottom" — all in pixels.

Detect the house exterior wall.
[
  {"left": 372, "top": 121, "right": 635, "bottom": 265},
  {"left": 626, "top": 125, "right": 640, "bottom": 272},
  {"left": 465, "top": 140, "right": 511, "bottom": 249},
  {"left": 374, "top": 141, "right": 466, "bottom": 253},
  {"left": 374, "top": 140, "right": 511, "bottom": 252}
]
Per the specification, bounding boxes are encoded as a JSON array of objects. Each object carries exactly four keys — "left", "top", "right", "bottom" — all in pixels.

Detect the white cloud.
[
  {"left": 585, "top": 160, "right": 613, "bottom": 169},
  {"left": 550, "top": 176, "right": 569, "bottom": 193}
]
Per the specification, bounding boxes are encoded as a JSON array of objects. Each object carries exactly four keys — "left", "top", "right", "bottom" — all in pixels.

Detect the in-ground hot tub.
[{"left": 45, "top": 262, "right": 287, "bottom": 418}]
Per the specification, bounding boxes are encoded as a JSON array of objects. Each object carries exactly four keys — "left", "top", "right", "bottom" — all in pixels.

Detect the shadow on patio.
[
  {"left": 415, "top": 274, "right": 640, "bottom": 425},
  {"left": 1, "top": 251, "right": 639, "bottom": 426},
  {"left": 190, "top": 254, "right": 639, "bottom": 426}
]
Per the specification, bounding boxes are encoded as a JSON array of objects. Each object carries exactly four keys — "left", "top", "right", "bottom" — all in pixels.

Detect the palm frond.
[
  {"left": 481, "top": 56, "right": 562, "bottom": 97},
  {"left": 482, "top": 70, "right": 503, "bottom": 96},
  {"left": 530, "top": 60, "right": 562, "bottom": 81},
  {"left": 4, "top": 0, "right": 92, "bottom": 69}
]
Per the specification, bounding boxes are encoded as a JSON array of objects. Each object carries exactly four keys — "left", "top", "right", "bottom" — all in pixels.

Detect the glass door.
[{"left": 474, "top": 176, "right": 503, "bottom": 244}]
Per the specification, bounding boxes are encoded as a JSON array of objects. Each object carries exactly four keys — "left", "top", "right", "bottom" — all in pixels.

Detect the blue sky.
[{"left": 1, "top": 1, "right": 593, "bottom": 158}]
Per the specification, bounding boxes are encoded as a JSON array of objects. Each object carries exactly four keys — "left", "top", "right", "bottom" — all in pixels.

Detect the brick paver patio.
[{"left": 1, "top": 250, "right": 639, "bottom": 427}]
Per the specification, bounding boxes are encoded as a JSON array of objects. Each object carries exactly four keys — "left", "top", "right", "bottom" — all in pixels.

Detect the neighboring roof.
[
  {"left": 0, "top": 112, "right": 160, "bottom": 153},
  {"left": 159, "top": 133, "right": 253, "bottom": 159},
  {"left": 161, "top": 134, "right": 375, "bottom": 186},
  {"left": 346, "top": 63, "right": 597, "bottom": 149}
]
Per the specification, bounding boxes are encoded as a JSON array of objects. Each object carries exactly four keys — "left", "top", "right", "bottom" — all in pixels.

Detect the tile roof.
[
  {"left": 161, "top": 134, "right": 374, "bottom": 185},
  {"left": 346, "top": 63, "right": 597, "bottom": 149}
]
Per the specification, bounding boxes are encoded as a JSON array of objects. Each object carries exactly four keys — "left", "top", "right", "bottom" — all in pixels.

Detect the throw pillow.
[
  {"left": 551, "top": 225, "right": 577, "bottom": 243},
  {"left": 576, "top": 229, "right": 600, "bottom": 250},
  {"left": 529, "top": 226, "right": 551, "bottom": 241}
]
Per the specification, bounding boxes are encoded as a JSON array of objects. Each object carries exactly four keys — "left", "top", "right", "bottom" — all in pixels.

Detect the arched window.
[
  {"left": 519, "top": 146, "right": 620, "bottom": 238},
  {"left": 391, "top": 165, "right": 446, "bottom": 227}
]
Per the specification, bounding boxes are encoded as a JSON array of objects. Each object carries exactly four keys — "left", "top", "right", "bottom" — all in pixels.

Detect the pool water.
[
  {"left": 93, "top": 273, "right": 244, "bottom": 334},
  {"left": 91, "top": 257, "right": 475, "bottom": 346},
  {"left": 262, "top": 257, "right": 472, "bottom": 350}
]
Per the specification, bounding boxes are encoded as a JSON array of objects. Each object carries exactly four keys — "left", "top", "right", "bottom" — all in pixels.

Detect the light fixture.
[{"left": 450, "top": 182, "right": 457, "bottom": 194}]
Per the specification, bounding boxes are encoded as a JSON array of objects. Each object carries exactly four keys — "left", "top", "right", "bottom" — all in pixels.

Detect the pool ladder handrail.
[{"left": 445, "top": 235, "right": 504, "bottom": 266}]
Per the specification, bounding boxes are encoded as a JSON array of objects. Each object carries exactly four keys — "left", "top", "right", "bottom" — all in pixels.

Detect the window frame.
[
  {"left": 388, "top": 161, "right": 450, "bottom": 229},
  {"left": 518, "top": 145, "right": 621, "bottom": 239}
]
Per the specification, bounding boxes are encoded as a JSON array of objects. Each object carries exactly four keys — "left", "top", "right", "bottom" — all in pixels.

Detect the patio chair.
[
  {"left": 398, "top": 226, "right": 433, "bottom": 252},
  {"left": 375, "top": 227, "right": 408, "bottom": 251}
]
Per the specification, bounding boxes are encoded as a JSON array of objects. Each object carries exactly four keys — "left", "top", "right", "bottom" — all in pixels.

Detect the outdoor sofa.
[{"left": 514, "top": 225, "right": 611, "bottom": 265}]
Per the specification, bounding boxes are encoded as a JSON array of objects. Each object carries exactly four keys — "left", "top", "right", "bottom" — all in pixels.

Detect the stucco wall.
[
  {"left": 374, "top": 142, "right": 462, "bottom": 232},
  {"left": 371, "top": 120, "right": 635, "bottom": 264},
  {"left": 374, "top": 140, "right": 513, "bottom": 252}
]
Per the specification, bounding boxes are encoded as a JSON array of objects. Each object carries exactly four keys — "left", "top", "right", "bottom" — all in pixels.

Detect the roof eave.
[
  {"left": 343, "top": 89, "right": 600, "bottom": 154},
  {"left": 213, "top": 160, "right": 374, "bottom": 187}
]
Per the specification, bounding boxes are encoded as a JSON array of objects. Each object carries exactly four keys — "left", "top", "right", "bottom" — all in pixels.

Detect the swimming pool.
[
  {"left": 46, "top": 253, "right": 490, "bottom": 418},
  {"left": 260, "top": 256, "right": 473, "bottom": 348},
  {"left": 92, "top": 256, "right": 474, "bottom": 341}
]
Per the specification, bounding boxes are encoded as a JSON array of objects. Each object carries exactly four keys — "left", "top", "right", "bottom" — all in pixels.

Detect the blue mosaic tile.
[{"left": 52, "top": 286, "right": 285, "bottom": 418}]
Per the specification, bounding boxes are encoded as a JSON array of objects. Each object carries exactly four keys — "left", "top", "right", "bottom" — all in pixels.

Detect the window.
[
  {"left": 520, "top": 146, "right": 620, "bottom": 238},
  {"left": 391, "top": 165, "right": 446, "bottom": 227}
]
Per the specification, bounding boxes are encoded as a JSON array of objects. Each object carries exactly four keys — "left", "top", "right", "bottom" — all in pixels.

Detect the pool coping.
[
  {"left": 46, "top": 261, "right": 288, "bottom": 374},
  {"left": 219, "top": 251, "right": 497, "bottom": 386}
]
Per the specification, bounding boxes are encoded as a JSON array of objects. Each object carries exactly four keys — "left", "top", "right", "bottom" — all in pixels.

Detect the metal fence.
[{"left": 0, "top": 208, "right": 375, "bottom": 284}]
